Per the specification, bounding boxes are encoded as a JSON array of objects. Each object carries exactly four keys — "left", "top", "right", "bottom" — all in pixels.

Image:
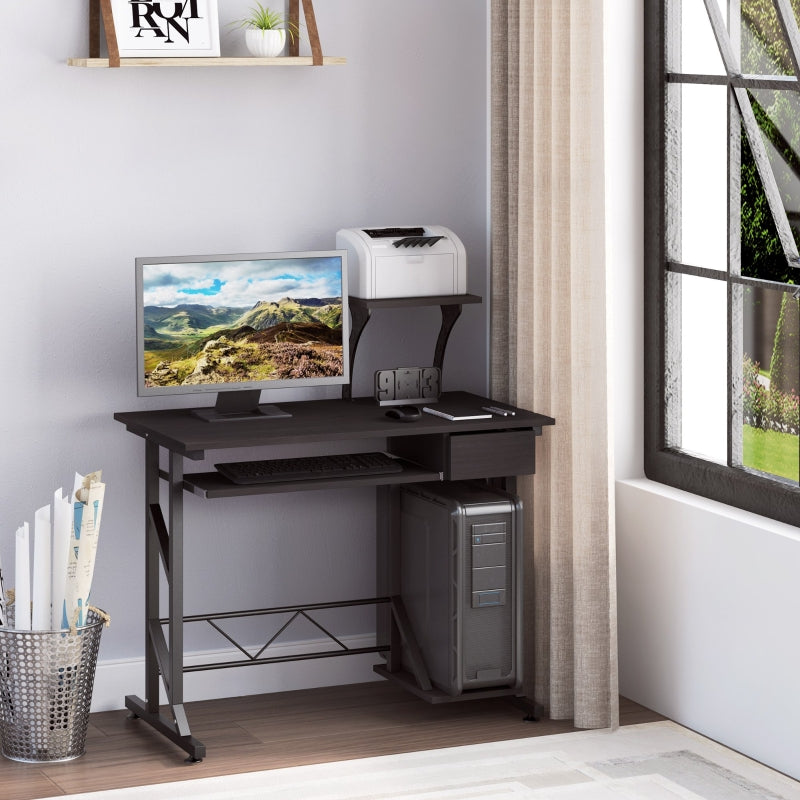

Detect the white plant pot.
[{"left": 245, "top": 28, "right": 286, "bottom": 58}]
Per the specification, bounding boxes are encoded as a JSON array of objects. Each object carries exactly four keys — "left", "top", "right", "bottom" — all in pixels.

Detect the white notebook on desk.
[{"left": 422, "top": 405, "right": 492, "bottom": 421}]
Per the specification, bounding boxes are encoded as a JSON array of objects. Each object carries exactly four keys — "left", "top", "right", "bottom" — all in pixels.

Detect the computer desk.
[{"left": 114, "top": 392, "right": 555, "bottom": 761}]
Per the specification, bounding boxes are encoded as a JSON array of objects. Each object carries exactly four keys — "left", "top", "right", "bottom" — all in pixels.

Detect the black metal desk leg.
[
  {"left": 145, "top": 440, "right": 160, "bottom": 713},
  {"left": 125, "top": 445, "right": 206, "bottom": 762},
  {"left": 376, "top": 486, "right": 400, "bottom": 665},
  {"left": 165, "top": 451, "right": 204, "bottom": 759},
  {"left": 167, "top": 452, "right": 185, "bottom": 715}
]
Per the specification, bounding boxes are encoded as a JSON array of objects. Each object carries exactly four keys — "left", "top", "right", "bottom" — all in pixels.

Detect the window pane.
[
  {"left": 676, "top": 0, "right": 726, "bottom": 75},
  {"left": 666, "top": 84, "right": 728, "bottom": 270},
  {"left": 742, "top": 285, "right": 800, "bottom": 482},
  {"left": 667, "top": 274, "right": 728, "bottom": 463},
  {"left": 740, "top": 89, "right": 800, "bottom": 283},
  {"left": 742, "top": 0, "right": 798, "bottom": 77}
]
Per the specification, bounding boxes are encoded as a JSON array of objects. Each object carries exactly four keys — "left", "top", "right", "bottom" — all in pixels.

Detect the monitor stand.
[{"left": 191, "top": 390, "right": 292, "bottom": 423}]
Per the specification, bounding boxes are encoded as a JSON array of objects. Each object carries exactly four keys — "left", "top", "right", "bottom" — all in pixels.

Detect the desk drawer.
[
  {"left": 389, "top": 430, "right": 536, "bottom": 480},
  {"left": 448, "top": 431, "right": 535, "bottom": 479}
]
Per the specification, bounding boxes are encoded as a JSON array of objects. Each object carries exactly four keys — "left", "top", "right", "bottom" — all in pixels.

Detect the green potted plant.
[{"left": 233, "top": 3, "right": 300, "bottom": 58}]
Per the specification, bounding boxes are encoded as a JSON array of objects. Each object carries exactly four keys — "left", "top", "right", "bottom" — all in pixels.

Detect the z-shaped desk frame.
[{"left": 114, "top": 393, "right": 554, "bottom": 761}]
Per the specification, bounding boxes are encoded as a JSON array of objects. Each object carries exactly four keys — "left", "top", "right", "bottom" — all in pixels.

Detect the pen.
[{"left": 482, "top": 406, "right": 516, "bottom": 417}]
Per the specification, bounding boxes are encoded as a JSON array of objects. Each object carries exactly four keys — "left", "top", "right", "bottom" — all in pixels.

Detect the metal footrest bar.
[
  {"left": 300, "top": 610, "right": 348, "bottom": 651},
  {"left": 137, "top": 597, "right": 391, "bottom": 760},
  {"left": 165, "top": 596, "right": 391, "bottom": 625},
  {"left": 183, "top": 644, "right": 390, "bottom": 672},
  {"left": 156, "top": 597, "right": 392, "bottom": 674},
  {"left": 254, "top": 610, "right": 304, "bottom": 659}
]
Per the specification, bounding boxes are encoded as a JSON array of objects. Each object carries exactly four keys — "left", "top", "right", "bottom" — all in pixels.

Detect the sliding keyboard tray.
[
  {"left": 215, "top": 451, "right": 403, "bottom": 485},
  {"left": 184, "top": 459, "right": 442, "bottom": 497}
]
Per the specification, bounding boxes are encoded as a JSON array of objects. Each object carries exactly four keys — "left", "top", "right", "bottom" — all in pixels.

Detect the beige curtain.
[{"left": 490, "top": 0, "right": 618, "bottom": 729}]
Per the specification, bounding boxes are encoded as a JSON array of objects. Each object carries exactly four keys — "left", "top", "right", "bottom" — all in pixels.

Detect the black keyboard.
[{"left": 215, "top": 451, "right": 404, "bottom": 485}]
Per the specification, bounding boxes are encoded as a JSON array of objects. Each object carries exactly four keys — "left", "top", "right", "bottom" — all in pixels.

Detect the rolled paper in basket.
[{"left": 63, "top": 472, "right": 105, "bottom": 629}]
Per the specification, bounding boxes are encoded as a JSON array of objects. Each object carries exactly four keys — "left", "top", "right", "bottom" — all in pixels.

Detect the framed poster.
[{"left": 110, "top": 0, "right": 220, "bottom": 58}]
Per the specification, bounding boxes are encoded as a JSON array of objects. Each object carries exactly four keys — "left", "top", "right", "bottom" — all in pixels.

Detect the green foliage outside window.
[
  {"left": 741, "top": 133, "right": 788, "bottom": 282},
  {"left": 700, "top": 0, "right": 800, "bottom": 284},
  {"left": 740, "top": 0, "right": 800, "bottom": 284},
  {"left": 742, "top": 0, "right": 798, "bottom": 75},
  {"left": 769, "top": 294, "right": 800, "bottom": 394},
  {"left": 743, "top": 354, "right": 800, "bottom": 433},
  {"left": 740, "top": 1, "right": 800, "bottom": 478},
  {"left": 743, "top": 353, "right": 799, "bottom": 480},
  {"left": 740, "top": 108, "right": 800, "bottom": 283}
]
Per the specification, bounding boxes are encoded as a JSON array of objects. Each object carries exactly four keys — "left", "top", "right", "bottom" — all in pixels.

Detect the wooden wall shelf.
[
  {"left": 77, "top": 0, "right": 337, "bottom": 69},
  {"left": 67, "top": 56, "right": 346, "bottom": 68}
]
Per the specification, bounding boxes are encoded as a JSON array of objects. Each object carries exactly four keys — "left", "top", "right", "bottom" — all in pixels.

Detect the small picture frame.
[{"left": 110, "top": 0, "right": 220, "bottom": 58}]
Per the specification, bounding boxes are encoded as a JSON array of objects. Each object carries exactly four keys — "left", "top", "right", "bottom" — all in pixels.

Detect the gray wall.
[{"left": 0, "top": 1, "right": 489, "bottom": 668}]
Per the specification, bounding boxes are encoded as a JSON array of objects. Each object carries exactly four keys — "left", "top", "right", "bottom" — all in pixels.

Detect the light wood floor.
[{"left": 0, "top": 681, "right": 665, "bottom": 800}]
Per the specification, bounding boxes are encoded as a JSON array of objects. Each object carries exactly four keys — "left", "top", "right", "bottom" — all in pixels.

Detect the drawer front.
[{"left": 448, "top": 430, "right": 536, "bottom": 480}]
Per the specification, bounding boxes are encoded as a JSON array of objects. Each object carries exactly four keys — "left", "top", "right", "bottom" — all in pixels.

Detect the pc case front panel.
[
  {"left": 457, "top": 501, "right": 521, "bottom": 693},
  {"left": 399, "top": 483, "right": 523, "bottom": 696}
]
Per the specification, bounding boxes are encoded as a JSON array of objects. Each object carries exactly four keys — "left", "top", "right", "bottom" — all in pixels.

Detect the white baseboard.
[{"left": 91, "top": 634, "right": 385, "bottom": 712}]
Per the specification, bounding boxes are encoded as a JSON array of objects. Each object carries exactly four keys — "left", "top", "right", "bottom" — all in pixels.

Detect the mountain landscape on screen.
[{"left": 143, "top": 296, "right": 344, "bottom": 387}]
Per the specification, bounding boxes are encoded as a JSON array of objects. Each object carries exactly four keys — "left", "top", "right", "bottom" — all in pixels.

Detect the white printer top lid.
[{"left": 359, "top": 226, "right": 446, "bottom": 248}]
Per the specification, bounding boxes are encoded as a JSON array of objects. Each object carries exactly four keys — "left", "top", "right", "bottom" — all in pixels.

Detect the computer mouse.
[{"left": 385, "top": 405, "right": 422, "bottom": 422}]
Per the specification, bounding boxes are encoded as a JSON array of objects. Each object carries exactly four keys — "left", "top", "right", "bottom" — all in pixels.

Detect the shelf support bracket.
[
  {"left": 343, "top": 298, "right": 372, "bottom": 400},
  {"left": 89, "top": 0, "right": 101, "bottom": 58},
  {"left": 92, "top": 0, "right": 120, "bottom": 67},
  {"left": 289, "top": 0, "right": 324, "bottom": 65},
  {"left": 433, "top": 304, "right": 464, "bottom": 373}
]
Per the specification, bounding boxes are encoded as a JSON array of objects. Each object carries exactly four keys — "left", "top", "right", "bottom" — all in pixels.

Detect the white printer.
[{"left": 336, "top": 225, "right": 467, "bottom": 299}]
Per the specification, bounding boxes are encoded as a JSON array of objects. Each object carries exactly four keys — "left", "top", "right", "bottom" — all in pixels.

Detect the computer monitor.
[{"left": 135, "top": 250, "right": 349, "bottom": 421}]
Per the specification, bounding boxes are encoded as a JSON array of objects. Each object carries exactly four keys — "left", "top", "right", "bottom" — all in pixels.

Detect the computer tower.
[{"left": 398, "top": 481, "right": 523, "bottom": 696}]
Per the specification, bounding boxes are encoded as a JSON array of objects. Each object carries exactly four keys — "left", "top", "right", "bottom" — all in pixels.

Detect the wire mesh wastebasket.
[{"left": 0, "top": 607, "right": 106, "bottom": 762}]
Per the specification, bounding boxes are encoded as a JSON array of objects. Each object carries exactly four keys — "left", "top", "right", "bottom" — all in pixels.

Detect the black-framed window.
[{"left": 645, "top": 0, "right": 800, "bottom": 527}]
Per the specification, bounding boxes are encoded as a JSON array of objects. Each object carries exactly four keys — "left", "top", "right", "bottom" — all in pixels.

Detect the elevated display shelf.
[{"left": 344, "top": 294, "right": 483, "bottom": 400}]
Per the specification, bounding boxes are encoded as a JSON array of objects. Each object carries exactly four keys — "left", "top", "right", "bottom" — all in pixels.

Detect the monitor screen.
[{"left": 135, "top": 250, "right": 349, "bottom": 420}]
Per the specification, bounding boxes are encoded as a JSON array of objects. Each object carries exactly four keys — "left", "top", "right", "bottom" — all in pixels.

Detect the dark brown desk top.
[{"left": 114, "top": 392, "right": 555, "bottom": 460}]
